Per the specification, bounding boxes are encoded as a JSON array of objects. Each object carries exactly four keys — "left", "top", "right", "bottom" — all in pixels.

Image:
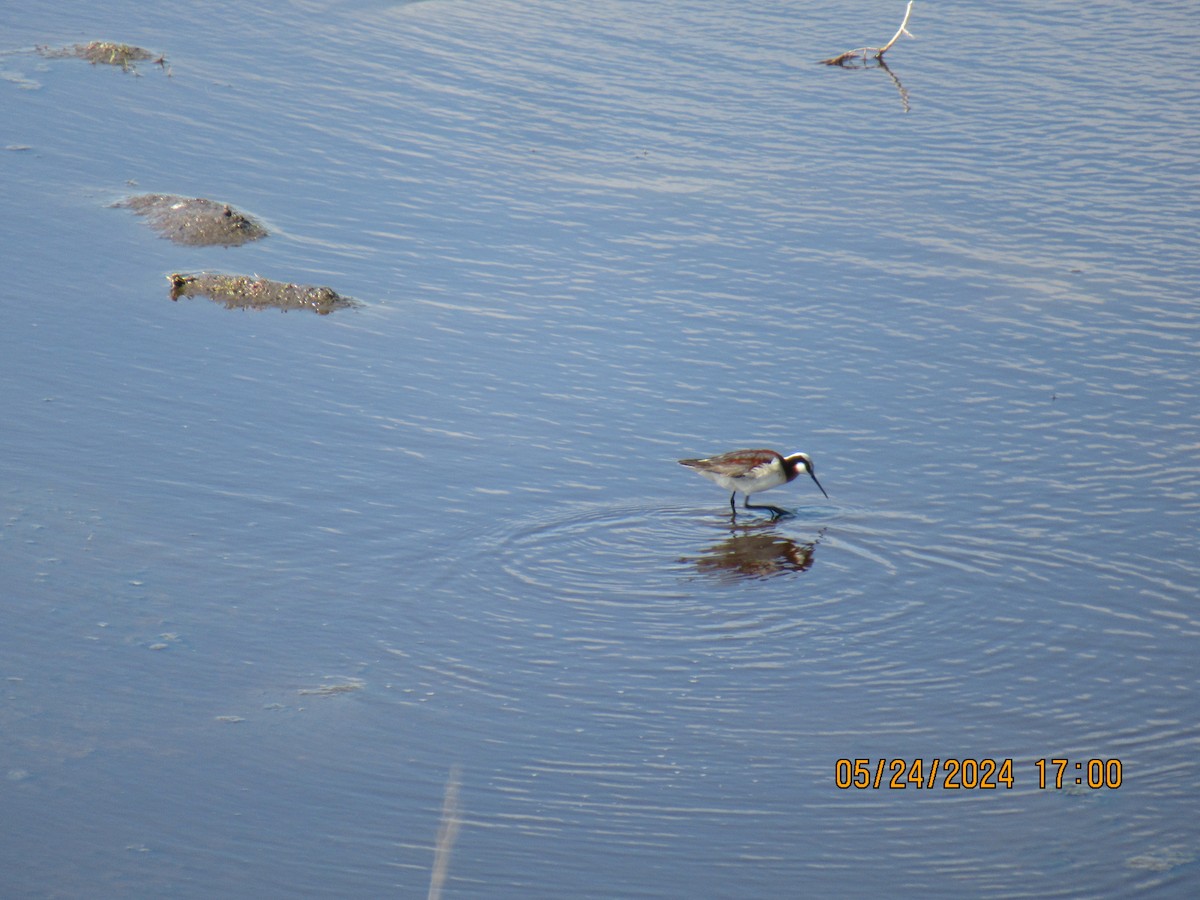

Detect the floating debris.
[
  {"left": 821, "top": 1, "right": 914, "bottom": 66},
  {"left": 1127, "top": 845, "right": 1196, "bottom": 873},
  {"left": 115, "top": 194, "right": 268, "bottom": 247},
  {"left": 169, "top": 272, "right": 359, "bottom": 316},
  {"left": 298, "top": 679, "right": 365, "bottom": 696},
  {"left": 38, "top": 41, "right": 163, "bottom": 72}
]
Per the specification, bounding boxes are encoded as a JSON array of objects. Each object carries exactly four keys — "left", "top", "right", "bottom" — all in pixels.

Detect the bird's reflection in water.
[{"left": 682, "top": 523, "right": 824, "bottom": 582}]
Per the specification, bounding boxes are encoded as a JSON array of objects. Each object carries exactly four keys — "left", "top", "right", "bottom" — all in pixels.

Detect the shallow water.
[{"left": 2, "top": 0, "right": 1199, "bottom": 896}]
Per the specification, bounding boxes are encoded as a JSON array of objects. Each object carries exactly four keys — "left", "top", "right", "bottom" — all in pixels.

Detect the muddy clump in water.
[
  {"left": 115, "top": 194, "right": 268, "bottom": 247},
  {"left": 168, "top": 273, "right": 358, "bottom": 316},
  {"left": 38, "top": 42, "right": 163, "bottom": 72}
]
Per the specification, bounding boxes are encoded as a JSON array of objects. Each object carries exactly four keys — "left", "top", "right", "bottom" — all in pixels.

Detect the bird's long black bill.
[{"left": 810, "top": 471, "right": 829, "bottom": 499}]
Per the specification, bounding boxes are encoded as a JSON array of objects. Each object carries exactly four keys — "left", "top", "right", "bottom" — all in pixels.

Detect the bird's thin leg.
[
  {"left": 744, "top": 496, "right": 787, "bottom": 518},
  {"left": 729, "top": 492, "right": 738, "bottom": 517}
]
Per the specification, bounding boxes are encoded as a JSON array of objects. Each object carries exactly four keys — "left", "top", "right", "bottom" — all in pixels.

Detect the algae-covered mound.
[
  {"left": 116, "top": 194, "right": 268, "bottom": 247},
  {"left": 168, "top": 273, "right": 358, "bottom": 316},
  {"left": 38, "top": 42, "right": 162, "bottom": 71}
]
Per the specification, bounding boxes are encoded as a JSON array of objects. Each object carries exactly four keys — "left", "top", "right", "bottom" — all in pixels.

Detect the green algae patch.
[
  {"left": 168, "top": 273, "right": 359, "bottom": 316},
  {"left": 116, "top": 194, "right": 268, "bottom": 247},
  {"left": 38, "top": 41, "right": 163, "bottom": 72},
  {"left": 298, "top": 679, "right": 366, "bottom": 697}
]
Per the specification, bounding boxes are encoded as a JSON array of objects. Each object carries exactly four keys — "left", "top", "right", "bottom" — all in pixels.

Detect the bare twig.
[
  {"left": 877, "top": 0, "right": 916, "bottom": 54},
  {"left": 428, "top": 765, "right": 462, "bottom": 900},
  {"left": 821, "top": 1, "right": 914, "bottom": 66}
]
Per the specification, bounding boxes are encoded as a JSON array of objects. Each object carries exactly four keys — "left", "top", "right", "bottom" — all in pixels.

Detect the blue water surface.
[{"left": 2, "top": 1, "right": 1198, "bottom": 896}]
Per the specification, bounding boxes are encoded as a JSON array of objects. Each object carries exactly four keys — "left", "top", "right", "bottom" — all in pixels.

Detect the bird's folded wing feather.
[{"left": 703, "top": 451, "right": 777, "bottom": 477}]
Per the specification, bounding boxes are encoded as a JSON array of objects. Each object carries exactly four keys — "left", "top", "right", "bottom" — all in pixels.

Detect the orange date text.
[{"left": 834, "top": 758, "right": 1015, "bottom": 789}]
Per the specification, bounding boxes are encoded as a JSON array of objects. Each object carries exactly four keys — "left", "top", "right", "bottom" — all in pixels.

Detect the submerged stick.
[
  {"left": 427, "top": 765, "right": 462, "bottom": 900},
  {"left": 821, "top": 1, "right": 914, "bottom": 66}
]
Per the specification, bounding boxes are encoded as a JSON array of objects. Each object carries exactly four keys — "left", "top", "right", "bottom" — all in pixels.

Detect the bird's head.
[{"left": 784, "top": 452, "right": 829, "bottom": 499}]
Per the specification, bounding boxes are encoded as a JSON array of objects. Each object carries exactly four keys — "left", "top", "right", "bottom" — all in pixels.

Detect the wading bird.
[{"left": 678, "top": 448, "right": 828, "bottom": 518}]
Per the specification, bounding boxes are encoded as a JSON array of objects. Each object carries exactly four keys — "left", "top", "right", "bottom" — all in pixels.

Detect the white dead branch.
[{"left": 821, "top": 1, "right": 915, "bottom": 67}]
